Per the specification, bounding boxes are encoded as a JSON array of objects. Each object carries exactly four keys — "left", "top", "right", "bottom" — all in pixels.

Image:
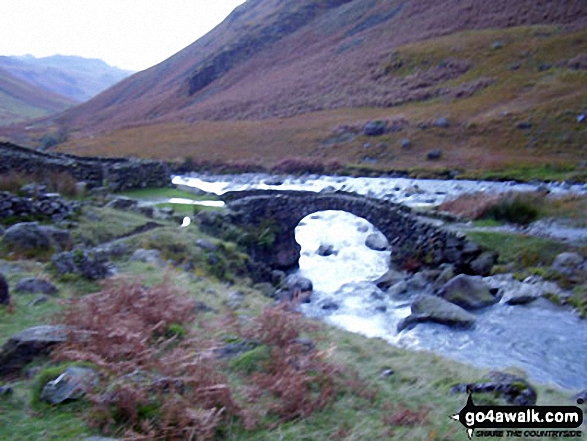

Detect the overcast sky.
[{"left": 0, "top": 0, "right": 245, "bottom": 71}]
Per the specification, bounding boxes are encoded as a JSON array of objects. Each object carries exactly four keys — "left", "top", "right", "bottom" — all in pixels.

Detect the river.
[{"left": 174, "top": 173, "right": 587, "bottom": 391}]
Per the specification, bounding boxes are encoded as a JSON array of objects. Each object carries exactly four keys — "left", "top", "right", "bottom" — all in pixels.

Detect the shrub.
[
  {"left": 54, "top": 278, "right": 246, "bottom": 439},
  {"left": 483, "top": 193, "right": 540, "bottom": 225},
  {"left": 439, "top": 191, "right": 541, "bottom": 225}
]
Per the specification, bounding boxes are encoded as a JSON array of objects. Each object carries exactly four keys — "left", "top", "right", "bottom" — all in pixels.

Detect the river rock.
[
  {"left": 15, "top": 277, "right": 58, "bottom": 295},
  {"left": 277, "top": 274, "right": 313, "bottom": 303},
  {"left": 0, "top": 273, "right": 9, "bottom": 305},
  {"left": 450, "top": 371, "right": 537, "bottom": 406},
  {"left": 374, "top": 269, "right": 405, "bottom": 290},
  {"left": 365, "top": 232, "right": 389, "bottom": 251},
  {"left": 317, "top": 243, "right": 337, "bottom": 256},
  {"left": 469, "top": 251, "right": 498, "bottom": 276},
  {"left": 40, "top": 366, "right": 98, "bottom": 404},
  {"left": 397, "top": 294, "right": 476, "bottom": 332},
  {"left": 0, "top": 325, "right": 68, "bottom": 376},
  {"left": 434, "top": 264, "right": 455, "bottom": 290},
  {"left": 439, "top": 274, "right": 498, "bottom": 310},
  {"left": 387, "top": 280, "right": 409, "bottom": 296}
]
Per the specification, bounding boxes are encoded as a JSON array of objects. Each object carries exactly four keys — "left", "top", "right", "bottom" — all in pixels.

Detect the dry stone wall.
[{"left": 0, "top": 142, "right": 169, "bottom": 191}]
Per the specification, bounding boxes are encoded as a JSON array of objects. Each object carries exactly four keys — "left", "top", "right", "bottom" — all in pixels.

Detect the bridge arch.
[{"left": 215, "top": 190, "right": 488, "bottom": 276}]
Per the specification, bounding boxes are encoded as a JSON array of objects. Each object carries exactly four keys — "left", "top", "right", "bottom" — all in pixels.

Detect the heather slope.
[
  {"left": 51, "top": 0, "right": 587, "bottom": 134},
  {"left": 55, "top": 25, "right": 587, "bottom": 181}
]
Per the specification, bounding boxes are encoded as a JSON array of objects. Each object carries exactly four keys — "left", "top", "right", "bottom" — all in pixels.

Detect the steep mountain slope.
[
  {"left": 0, "top": 67, "right": 76, "bottom": 126},
  {"left": 0, "top": 55, "right": 133, "bottom": 102},
  {"left": 53, "top": 0, "right": 586, "bottom": 134}
]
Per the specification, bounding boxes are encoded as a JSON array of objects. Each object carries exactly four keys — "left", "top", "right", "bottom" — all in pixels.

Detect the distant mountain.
[
  {"left": 0, "top": 67, "right": 76, "bottom": 126},
  {"left": 0, "top": 55, "right": 134, "bottom": 103}
]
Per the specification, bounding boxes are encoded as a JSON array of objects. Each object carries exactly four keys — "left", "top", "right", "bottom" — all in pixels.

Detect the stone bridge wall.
[
  {"left": 217, "top": 190, "right": 486, "bottom": 275},
  {"left": 0, "top": 142, "right": 169, "bottom": 191}
]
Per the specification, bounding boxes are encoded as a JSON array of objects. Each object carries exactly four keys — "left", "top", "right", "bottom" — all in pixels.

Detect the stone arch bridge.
[{"left": 200, "top": 190, "right": 490, "bottom": 277}]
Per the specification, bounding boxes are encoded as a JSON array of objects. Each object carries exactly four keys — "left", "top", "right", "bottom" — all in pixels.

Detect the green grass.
[
  {"left": 116, "top": 186, "right": 219, "bottom": 201},
  {"left": 467, "top": 231, "right": 568, "bottom": 269}
]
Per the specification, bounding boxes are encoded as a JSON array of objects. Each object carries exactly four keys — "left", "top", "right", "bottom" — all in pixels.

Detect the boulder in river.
[
  {"left": 397, "top": 294, "right": 476, "bottom": 332},
  {"left": 365, "top": 232, "right": 390, "bottom": 251},
  {"left": 439, "top": 274, "right": 498, "bottom": 310}
]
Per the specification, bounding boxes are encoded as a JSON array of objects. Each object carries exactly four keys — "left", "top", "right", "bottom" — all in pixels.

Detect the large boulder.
[
  {"left": 0, "top": 273, "right": 9, "bottom": 305},
  {"left": 15, "top": 277, "right": 58, "bottom": 295},
  {"left": 2, "top": 222, "right": 72, "bottom": 253},
  {"left": 3, "top": 222, "right": 51, "bottom": 252},
  {"left": 40, "top": 366, "right": 98, "bottom": 404},
  {"left": 0, "top": 325, "right": 68, "bottom": 376},
  {"left": 397, "top": 294, "right": 476, "bottom": 332},
  {"left": 439, "top": 274, "right": 498, "bottom": 310}
]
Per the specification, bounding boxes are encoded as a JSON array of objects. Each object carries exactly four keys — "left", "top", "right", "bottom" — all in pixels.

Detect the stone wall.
[
  {"left": 0, "top": 142, "right": 169, "bottom": 191},
  {"left": 213, "top": 190, "right": 488, "bottom": 275},
  {"left": 0, "top": 191, "right": 79, "bottom": 222}
]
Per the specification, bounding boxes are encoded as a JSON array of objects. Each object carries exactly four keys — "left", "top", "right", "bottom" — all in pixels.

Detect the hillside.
[
  {"left": 0, "top": 55, "right": 133, "bottom": 103},
  {"left": 8, "top": 0, "right": 587, "bottom": 180},
  {"left": 0, "top": 67, "right": 76, "bottom": 126}
]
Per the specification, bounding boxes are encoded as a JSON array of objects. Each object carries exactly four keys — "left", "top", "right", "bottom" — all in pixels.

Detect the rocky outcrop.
[
  {"left": 0, "top": 325, "right": 68, "bottom": 376},
  {"left": 51, "top": 249, "right": 114, "bottom": 280},
  {"left": 0, "top": 142, "right": 168, "bottom": 191},
  {"left": 187, "top": 0, "right": 354, "bottom": 96},
  {"left": 40, "top": 366, "right": 98, "bottom": 404},
  {"left": 397, "top": 294, "right": 476, "bottom": 332}
]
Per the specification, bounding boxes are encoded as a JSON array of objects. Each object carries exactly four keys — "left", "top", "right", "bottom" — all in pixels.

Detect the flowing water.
[{"left": 176, "top": 173, "right": 587, "bottom": 390}]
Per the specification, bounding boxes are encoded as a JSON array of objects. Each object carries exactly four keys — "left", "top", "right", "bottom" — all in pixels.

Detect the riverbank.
[{"left": 0, "top": 177, "right": 585, "bottom": 439}]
